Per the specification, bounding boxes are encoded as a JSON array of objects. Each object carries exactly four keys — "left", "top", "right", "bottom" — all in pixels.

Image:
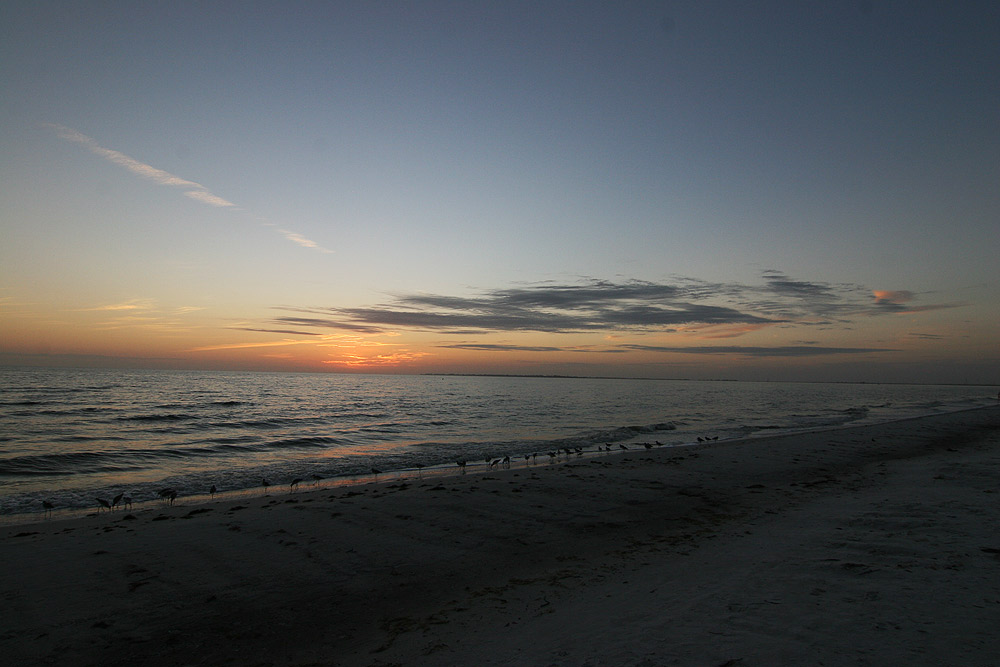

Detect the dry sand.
[{"left": 2, "top": 406, "right": 999, "bottom": 666}]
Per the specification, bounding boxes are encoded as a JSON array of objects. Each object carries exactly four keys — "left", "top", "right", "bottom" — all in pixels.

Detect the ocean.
[{"left": 0, "top": 366, "right": 995, "bottom": 521}]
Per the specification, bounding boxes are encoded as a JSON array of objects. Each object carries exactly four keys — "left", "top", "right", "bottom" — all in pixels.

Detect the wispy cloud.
[
  {"left": 189, "top": 339, "right": 321, "bottom": 352},
  {"left": 46, "top": 124, "right": 332, "bottom": 253},
  {"left": 250, "top": 274, "right": 962, "bottom": 358},
  {"left": 435, "top": 341, "right": 895, "bottom": 357},
  {"left": 621, "top": 344, "right": 898, "bottom": 357},
  {"left": 440, "top": 343, "right": 578, "bottom": 353},
  {"left": 908, "top": 332, "right": 946, "bottom": 341},
  {"left": 322, "top": 350, "right": 430, "bottom": 367},
  {"left": 270, "top": 226, "right": 335, "bottom": 254},
  {"left": 45, "top": 124, "right": 236, "bottom": 207},
  {"left": 78, "top": 299, "right": 156, "bottom": 312},
  {"left": 870, "top": 290, "right": 964, "bottom": 314},
  {"left": 271, "top": 279, "right": 781, "bottom": 335},
  {"left": 230, "top": 327, "right": 324, "bottom": 336}
]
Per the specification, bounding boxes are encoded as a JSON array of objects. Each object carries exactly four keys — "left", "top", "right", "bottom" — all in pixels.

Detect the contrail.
[
  {"left": 44, "top": 123, "right": 236, "bottom": 207},
  {"left": 46, "top": 123, "right": 332, "bottom": 253}
]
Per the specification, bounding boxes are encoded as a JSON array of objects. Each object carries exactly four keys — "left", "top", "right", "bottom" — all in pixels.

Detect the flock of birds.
[
  {"left": 454, "top": 439, "right": 676, "bottom": 473},
  {"left": 40, "top": 434, "right": 725, "bottom": 518}
]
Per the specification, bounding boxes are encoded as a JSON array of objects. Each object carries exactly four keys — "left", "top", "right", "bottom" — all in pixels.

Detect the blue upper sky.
[{"left": 2, "top": 1, "right": 998, "bottom": 383}]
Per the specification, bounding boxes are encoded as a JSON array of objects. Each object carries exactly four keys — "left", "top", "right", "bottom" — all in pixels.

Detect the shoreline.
[
  {"left": 2, "top": 405, "right": 999, "bottom": 665},
  {"left": 5, "top": 404, "right": 994, "bottom": 528}
]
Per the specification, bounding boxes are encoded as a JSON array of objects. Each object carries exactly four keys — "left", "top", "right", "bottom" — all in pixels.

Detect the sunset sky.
[{"left": 2, "top": 1, "right": 998, "bottom": 383}]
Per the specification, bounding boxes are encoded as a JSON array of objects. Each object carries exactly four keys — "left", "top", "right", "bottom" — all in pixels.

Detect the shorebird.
[
  {"left": 42, "top": 500, "right": 54, "bottom": 518},
  {"left": 157, "top": 488, "right": 178, "bottom": 505},
  {"left": 619, "top": 444, "right": 629, "bottom": 450},
  {"left": 123, "top": 496, "right": 133, "bottom": 510},
  {"left": 96, "top": 497, "right": 111, "bottom": 513},
  {"left": 209, "top": 485, "right": 217, "bottom": 498},
  {"left": 112, "top": 492, "right": 124, "bottom": 510},
  {"left": 644, "top": 443, "right": 653, "bottom": 449},
  {"left": 371, "top": 468, "right": 382, "bottom": 479},
  {"left": 456, "top": 460, "right": 467, "bottom": 473},
  {"left": 290, "top": 478, "right": 302, "bottom": 492},
  {"left": 501, "top": 455, "right": 510, "bottom": 468},
  {"left": 261, "top": 478, "right": 271, "bottom": 494}
]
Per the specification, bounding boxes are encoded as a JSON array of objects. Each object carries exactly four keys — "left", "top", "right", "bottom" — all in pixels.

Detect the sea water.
[{"left": 0, "top": 366, "right": 994, "bottom": 519}]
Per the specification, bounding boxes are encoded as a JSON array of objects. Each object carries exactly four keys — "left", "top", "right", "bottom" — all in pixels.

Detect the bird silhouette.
[
  {"left": 210, "top": 485, "right": 217, "bottom": 498},
  {"left": 261, "top": 478, "right": 271, "bottom": 494},
  {"left": 96, "top": 497, "right": 111, "bottom": 513},
  {"left": 112, "top": 492, "right": 124, "bottom": 510},
  {"left": 42, "top": 500, "right": 54, "bottom": 518},
  {"left": 290, "top": 478, "right": 302, "bottom": 492}
]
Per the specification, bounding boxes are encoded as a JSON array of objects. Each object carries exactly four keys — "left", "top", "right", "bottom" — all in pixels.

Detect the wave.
[
  {"left": 116, "top": 413, "right": 197, "bottom": 422},
  {"left": 0, "top": 435, "right": 345, "bottom": 477}
]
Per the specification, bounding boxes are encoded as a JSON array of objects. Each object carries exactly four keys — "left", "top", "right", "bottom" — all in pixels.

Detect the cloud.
[
  {"left": 290, "top": 280, "right": 781, "bottom": 335},
  {"left": 438, "top": 343, "right": 629, "bottom": 353},
  {"left": 272, "top": 314, "right": 384, "bottom": 334},
  {"left": 230, "top": 327, "right": 324, "bottom": 336},
  {"left": 873, "top": 290, "right": 915, "bottom": 305},
  {"left": 46, "top": 124, "right": 236, "bottom": 207},
  {"left": 322, "top": 350, "right": 430, "bottom": 367},
  {"left": 763, "top": 271, "right": 843, "bottom": 300},
  {"left": 870, "top": 290, "right": 964, "bottom": 314},
  {"left": 183, "top": 190, "right": 238, "bottom": 208},
  {"left": 275, "top": 228, "right": 334, "bottom": 254},
  {"left": 47, "top": 124, "right": 332, "bottom": 253},
  {"left": 621, "top": 344, "right": 898, "bottom": 357},
  {"left": 264, "top": 275, "right": 963, "bottom": 337},
  {"left": 189, "top": 339, "right": 320, "bottom": 352},
  {"left": 440, "top": 343, "right": 575, "bottom": 352},
  {"left": 908, "top": 332, "right": 945, "bottom": 340},
  {"left": 79, "top": 299, "right": 156, "bottom": 312}
]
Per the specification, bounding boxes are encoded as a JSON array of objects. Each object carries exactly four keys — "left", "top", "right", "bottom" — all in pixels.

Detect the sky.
[{"left": 1, "top": 1, "right": 998, "bottom": 384}]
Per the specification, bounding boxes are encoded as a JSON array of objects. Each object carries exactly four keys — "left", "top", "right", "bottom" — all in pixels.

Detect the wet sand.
[{"left": 2, "top": 406, "right": 999, "bottom": 666}]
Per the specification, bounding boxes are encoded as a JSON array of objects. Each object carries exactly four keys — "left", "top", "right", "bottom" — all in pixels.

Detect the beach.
[{"left": 2, "top": 406, "right": 999, "bottom": 666}]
